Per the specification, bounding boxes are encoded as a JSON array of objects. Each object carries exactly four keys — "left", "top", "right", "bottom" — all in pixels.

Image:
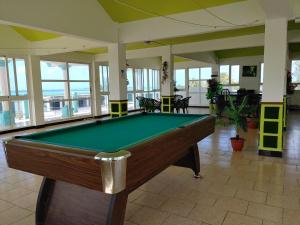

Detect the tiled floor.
[{"left": 0, "top": 109, "right": 300, "bottom": 225}]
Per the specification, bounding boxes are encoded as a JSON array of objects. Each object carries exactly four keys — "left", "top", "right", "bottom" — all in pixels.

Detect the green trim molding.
[
  {"left": 258, "top": 102, "right": 284, "bottom": 157},
  {"left": 110, "top": 100, "right": 128, "bottom": 118},
  {"left": 161, "top": 96, "right": 174, "bottom": 113}
]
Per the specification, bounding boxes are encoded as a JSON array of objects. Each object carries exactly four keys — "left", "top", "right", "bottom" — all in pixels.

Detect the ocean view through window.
[{"left": 41, "top": 61, "right": 92, "bottom": 121}]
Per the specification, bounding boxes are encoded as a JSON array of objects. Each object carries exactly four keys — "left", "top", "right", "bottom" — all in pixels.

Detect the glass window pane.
[
  {"left": 42, "top": 82, "right": 68, "bottom": 100},
  {"left": 127, "top": 68, "right": 134, "bottom": 91},
  {"left": 127, "top": 93, "right": 135, "bottom": 110},
  {"left": 16, "top": 59, "right": 28, "bottom": 96},
  {"left": 220, "top": 65, "right": 230, "bottom": 85},
  {"left": 135, "top": 69, "right": 143, "bottom": 91},
  {"left": 291, "top": 60, "right": 300, "bottom": 83},
  {"left": 0, "top": 101, "right": 11, "bottom": 130},
  {"left": 69, "top": 63, "right": 89, "bottom": 80},
  {"left": 261, "top": 63, "right": 264, "bottom": 84},
  {"left": 100, "top": 65, "right": 109, "bottom": 92},
  {"left": 175, "top": 69, "right": 185, "bottom": 89},
  {"left": 189, "top": 68, "right": 199, "bottom": 80},
  {"left": 71, "top": 99, "right": 91, "bottom": 117},
  {"left": 70, "top": 82, "right": 90, "bottom": 99},
  {"left": 143, "top": 69, "right": 148, "bottom": 91},
  {"left": 149, "top": 69, "right": 153, "bottom": 91},
  {"left": 0, "top": 57, "right": 9, "bottom": 96},
  {"left": 41, "top": 61, "right": 67, "bottom": 80},
  {"left": 231, "top": 65, "right": 240, "bottom": 85},
  {"left": 8, "top": 58, "right": 16, "bottom": 96},
  {"left": 11, "top": 100, "right": 30, "bottom": 128},
  {"left": 200, "top": 67, "right": 212, "bottom": 80},
  {"left": 101, "top": 95, "right": 109, "bottom": 114},
  {"left": 189, "top": 80, "right": 200, "bottom": 92},
  {"left": 44, "top": 100, "right": 70, "bottom": 121},
  {"left": 153, "top": 69, "right": 160, "bottom": 90}
]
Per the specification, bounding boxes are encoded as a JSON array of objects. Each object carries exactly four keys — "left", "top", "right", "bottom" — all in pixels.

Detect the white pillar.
[
  {"left": 211, "top": 64, "right": 220, "bottom": 80},
  {"left": 161, "top": 46, "right": 174, "bottom": 96},
  {"left": 262, "top": 18, "right": 288, "bottom": 102},
  {"left": 91, "top": 61, "right": 101, "bottom": 116},
  {"left": 108, "top": 43, "right": 127, "bottom": 101},
  {"left": 108, "top": 43, "right": 128, "bottom": 117},
  {"left": 27, "top": 55, "right": 44, "bottom": 125}
]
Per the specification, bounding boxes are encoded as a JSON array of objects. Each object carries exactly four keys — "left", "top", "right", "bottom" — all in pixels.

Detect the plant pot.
[
  {"left": 230, "top": 137, "right": 245, "bottom": 151},
  {"left": 209, "top": 103, "right": 216, "bottom": 114},
  {"left": 246, "top": 117, "right": 258, "bottom": 129}
]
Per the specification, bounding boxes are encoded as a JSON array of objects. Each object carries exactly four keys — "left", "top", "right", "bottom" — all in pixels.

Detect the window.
[
  {"left": 291, "top": 60, "right": 300, "bottom": 90},
  {"left": 99, "top": 65, "right": 110, "bottom": 114},
  {"left": 220, "top": 65, "right": 240, "bottom": 92},
  {"left": 260, "top": 63, "right": 264, "bottom": 92},
  {"left": 128, "top": 68, "right": 160, "bottom": 109},
  {"left": 0, "top": 57, "right": 31, "bottom": 131},
  {"left": 41, "top": 61, "right": 91, "bottom": 121},
  {"left": 188, "top": 67, "right": 212, "bottom": 106}
]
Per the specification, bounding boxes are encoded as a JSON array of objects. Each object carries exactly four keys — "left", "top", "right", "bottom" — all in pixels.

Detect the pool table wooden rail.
[{"left": 4, "top": 114, "right": 215, "bottom": 225}]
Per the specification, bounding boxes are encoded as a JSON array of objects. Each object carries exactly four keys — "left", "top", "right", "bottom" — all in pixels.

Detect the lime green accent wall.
[
  {"left": 288, "top": 21, "right": 300, "bottom": 31},
  {"left": 174, "top": 56, "right": 192, "bottom": 63},
  {"left": 289, "top": 43, "right": 300, "bottom": 52},
  {"left": 216, "top": 46, "right": 264, "bottom": 58},
  {"left": 98, "top": 0, "right": 245, "bottom": 23},
  {"left": 81, "top": 47, "right": 108, "bottom": 54},
  {"left": 11, "top": 26, "right": 61, "bottom": 41}
]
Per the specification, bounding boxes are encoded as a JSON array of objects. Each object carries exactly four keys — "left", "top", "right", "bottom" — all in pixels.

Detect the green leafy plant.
[
  {"left": 206, "top": 79, "right": 223, "bottom": 104},
  {"left": 225, "top": 96, "right": 248, "bottom": 139}
]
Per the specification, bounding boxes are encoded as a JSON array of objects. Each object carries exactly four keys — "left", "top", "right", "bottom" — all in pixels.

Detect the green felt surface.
[{"left": 17, "top": 113, "right": 207, "bottom": 153}]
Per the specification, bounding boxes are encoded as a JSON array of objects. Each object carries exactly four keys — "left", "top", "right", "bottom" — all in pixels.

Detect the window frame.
[{"left": 41, "top": 60, "right": 92, "bottom": 122}]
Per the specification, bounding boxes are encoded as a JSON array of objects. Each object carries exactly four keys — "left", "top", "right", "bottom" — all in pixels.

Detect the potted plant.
[
  {"left": 226, "top": 96, "right": 248, "bottom": 151},
  {"left": 206, "top": 79, "right": 222, "bottom": 114},
  {"left": 246, "top": 105, "right": 259, "bottom": 129}
]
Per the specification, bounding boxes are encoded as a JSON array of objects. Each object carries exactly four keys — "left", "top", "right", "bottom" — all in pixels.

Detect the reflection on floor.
[{"left": 0, "top": 109, "right": 300, "bottom": 225}]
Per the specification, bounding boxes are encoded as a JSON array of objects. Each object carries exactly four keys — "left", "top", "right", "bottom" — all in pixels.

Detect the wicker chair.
[{"left": 174, "top": 97, "right": 191, "bottom": 114}]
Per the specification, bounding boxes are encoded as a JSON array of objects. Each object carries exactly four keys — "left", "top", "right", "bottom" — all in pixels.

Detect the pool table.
[{"left": 4, "top": 112, "right": 215, "bottom": 225}]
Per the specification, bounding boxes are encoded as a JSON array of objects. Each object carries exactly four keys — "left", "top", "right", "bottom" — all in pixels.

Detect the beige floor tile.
[
  {"left": 128, "top": 189, "right": 144, "bottom": 202},
  {"left": 125, "top": 202, "right": 142, "bottom": 220},
  {"left": 160, "top": 184, "right": 191, "bottom": 199},
  {"left": 12, "top": 192, "right": 38, "bottom": 212},
  {"left": 134, "top": 192, "right": 168, "bottom": 208},
  {"left": 236, "top": 189, "right": 267, "bottom": 203},
  {"left": 0, "top": 182, "right": 17, "bottom": 194},
  {"left": 247, "top": 203, "right": 283, "bottom": 223},
  {"left": 222, "top": 212, "right": 262, "bottom": 225},
  {"left": 208, "top": 184, "right": 237, "bottom": 197},
  {"left": 263, "top": 220, "right": 283, "bottom": 225},
  {"left": 185, "top": 190, "right": 218, "bottom": 206},
  {"left": 124, "top": 222, "right": 139, "bottom": 225},
  {"left": 10, "top": 214, "right": 35, "bottom": 225},
  {"left": 283, "top": 209, "right": 300, "bottom": 225},
  {"left": 267, "top": 194, "right": 300, "bottom": 210},
  {"left": 130, "top": 207, "right": 169, "bottom": 225},
  {"left": 226, "top": 177, "right": 255, "bottom": 190},
  {"left": 162, "top": 215, "right": 199, "bottom": 225},
  {"left": 214, "top": 196, "right": 249, "bottom": 214},
  {"left": 188, "top": 204, "right": 227, "bottom": 225},
  {"left": 0, "top": 206, "right": 32, "bottom": 225},
  {"left": 0, "top": 187, "right": 33, "bottom": 202},
  {"left": 160, "top": 198, "right": 196, "bottom": 217},
  {"left": 140, "top": 179, "right": 168, "bottom": 194},
  {"left": 0, "top": 199, "right": 14, "bottom": 213},
  {"left": 255, "top": 181, "right": 284, "bottom": 195}
]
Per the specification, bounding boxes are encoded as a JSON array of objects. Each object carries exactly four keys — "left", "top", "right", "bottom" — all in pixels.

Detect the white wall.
[
  {"left": 220, "top": 55, "right": 264, "bottom": 92},
  {"left": 127, "top": 57, "right": 161, "bottom": 69}
]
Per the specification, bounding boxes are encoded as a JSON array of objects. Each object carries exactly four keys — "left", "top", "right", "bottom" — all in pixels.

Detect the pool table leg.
[
  {"left": 174, "top": 144, "right": 202, "bottom": 178},
  {"left": 35, "top": 178, "right": 128, "bottom": 225}
]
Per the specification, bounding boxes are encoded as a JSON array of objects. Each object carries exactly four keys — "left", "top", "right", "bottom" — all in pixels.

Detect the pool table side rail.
[{"left": 4, "top": 115, "right": 215, "bottom": 193}]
